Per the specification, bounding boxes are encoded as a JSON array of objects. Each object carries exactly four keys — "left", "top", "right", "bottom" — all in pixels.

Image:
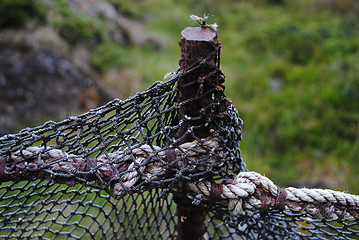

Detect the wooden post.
[{"left": 175, "top": 26, "right": 221, "bottom": 240}]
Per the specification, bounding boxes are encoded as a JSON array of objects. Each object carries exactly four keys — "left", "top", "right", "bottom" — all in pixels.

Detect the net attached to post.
[{"left": 0, "top": 25, "right": 358, "bottom": 240}]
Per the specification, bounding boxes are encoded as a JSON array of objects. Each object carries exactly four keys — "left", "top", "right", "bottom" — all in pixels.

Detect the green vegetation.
[
  {"left": 4, "top": 0, "right": 359, "bottom": 192},
  {"left": 0, "top": 0, "right": 46, "bottom": 28},
  {"left": 50, "top": 0, "right": 105, "bottom": 46},
  {"left": 215, "top": 0, "right": 359, "bottom": 192},
  {"left": 103, "top": 0, "right": 359, "bottom": 192}
]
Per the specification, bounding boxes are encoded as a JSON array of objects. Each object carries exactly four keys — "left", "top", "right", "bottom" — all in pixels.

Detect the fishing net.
[{"left": 0, "top": 25, "right": 358, "bottom": 239}]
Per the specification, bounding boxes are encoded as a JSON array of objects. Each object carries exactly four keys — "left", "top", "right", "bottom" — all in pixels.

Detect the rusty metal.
[
  {"left": 176, "top": 27, "right": 226, "bottom": 142},
  {"left": 175, "top": 26, "right": 224, "bottom": 240},
  {"left": 174, "top": 198, "right": 206, "bottom": 240}
]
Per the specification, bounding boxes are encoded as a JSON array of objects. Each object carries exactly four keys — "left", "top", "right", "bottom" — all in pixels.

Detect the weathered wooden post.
[{"left": 175, "top": 26, "right": 223, "bottom": 240}]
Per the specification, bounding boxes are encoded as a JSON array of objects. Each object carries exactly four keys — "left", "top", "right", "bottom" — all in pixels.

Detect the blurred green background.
[{"left": 0, "top": 0, "right": 358, "bottom": 192}]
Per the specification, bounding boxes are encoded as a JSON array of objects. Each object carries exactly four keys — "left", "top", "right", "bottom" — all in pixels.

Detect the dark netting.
[{"left": 1, "top": 25, "right": 358, "bottom": 240}]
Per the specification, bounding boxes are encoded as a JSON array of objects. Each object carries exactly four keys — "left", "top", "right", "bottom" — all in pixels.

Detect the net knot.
[{"left": 319, "top": 202, "right": 336, "bottom": 219}]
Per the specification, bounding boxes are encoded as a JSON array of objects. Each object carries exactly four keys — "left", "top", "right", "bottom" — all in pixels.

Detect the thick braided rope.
[
  {"left": 8, "top": 139, "right": 220, "bottom": 195},
  {"left": 8, "top": 140, "right": 359, "bottom": 221},
  {"left": 188, "top": 171, "right": 359, "bottom": 221}
]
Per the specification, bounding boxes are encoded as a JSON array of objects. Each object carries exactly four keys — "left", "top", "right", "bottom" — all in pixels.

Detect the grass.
[{"left": 138, "top": 0, "right": 359, "bottom": 192}]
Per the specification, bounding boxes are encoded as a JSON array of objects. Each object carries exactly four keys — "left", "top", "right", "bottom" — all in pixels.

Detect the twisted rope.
[
  {"left": 5, "top": 139, "right": 359, "bottom": 221},
  {"left": 6, "top": 139, "right": 220, "bottom": 195},
  {"left": 188, "top": 171, "right": 359, "bottom": 221}
]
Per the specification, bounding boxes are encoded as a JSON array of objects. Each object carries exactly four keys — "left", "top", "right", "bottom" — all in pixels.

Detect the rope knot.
[
  {"left": 275, "top": 187, "right": 287, "bottom": 211},
  {"left": 210, "top": 183, "right": 223, "bottom": 202}
]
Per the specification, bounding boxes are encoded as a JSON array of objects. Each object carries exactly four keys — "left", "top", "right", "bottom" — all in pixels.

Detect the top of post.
[
  {"left": 178, "top": 26, "right": 220, "bottom": 71},
  {"left": 181, "top": 27, "right": 217, "bottom": 42}
]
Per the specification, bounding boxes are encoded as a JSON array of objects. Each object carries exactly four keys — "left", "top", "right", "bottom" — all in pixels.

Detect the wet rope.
[
  {"left": 188, "top": 171, "right": 359, "bottom": 221},
  {"left": 7, "top": 139, "right": 359, "bottom": 221}
]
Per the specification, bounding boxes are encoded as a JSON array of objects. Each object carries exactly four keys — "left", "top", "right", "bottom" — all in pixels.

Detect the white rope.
[
  {"left": 188, "top": 171, "right": 359, "bottom": 221},
  {"left": 9, "top": 139, "right": 359, "bottom": 221}
]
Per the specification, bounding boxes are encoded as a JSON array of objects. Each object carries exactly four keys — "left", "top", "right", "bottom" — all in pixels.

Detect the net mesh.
[{"left": 0, "top": 27, "right": 358, "bottom": 239}]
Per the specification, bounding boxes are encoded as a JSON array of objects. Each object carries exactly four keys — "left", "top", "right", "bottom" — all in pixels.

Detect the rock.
[
  {"left": 67, "top": 0, "right": 166, "bottom": 47},
  {"left": 0, "top": 0, "right": 167, "bottom": 136},
  {"left": 33, "top": 27, "right": 69, "bottom": 54},
  {"left": 101, "top": 68, "right": 143, "bottom": 99},
  {"left": 70, "top": 46, "right": 92, "bottom": 75},
  {"left": 0, "top": 28, "right": 114, "bottom": 136},
  {"left": 69, "top": 0, "right": 118, "bottom": 21}
]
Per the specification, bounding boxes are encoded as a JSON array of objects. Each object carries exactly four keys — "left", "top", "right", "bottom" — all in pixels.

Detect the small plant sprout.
[{"left": 190, "top": 14, "right": 218, "bottom": 31}]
